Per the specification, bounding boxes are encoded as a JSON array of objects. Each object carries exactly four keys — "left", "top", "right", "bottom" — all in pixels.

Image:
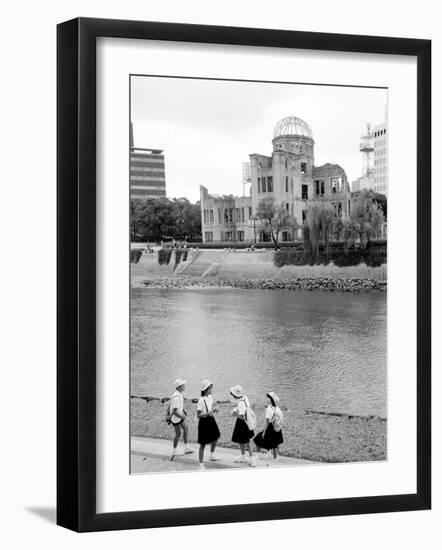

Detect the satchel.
[
  {"left": 271, "top": 407, "right": 284, "bottom": 432},
  {"left": 165, "top": 402, "right": 172, "bottom": 425},
  {"left": 241, "top": 397, "right": 256, "bottom": 431}
]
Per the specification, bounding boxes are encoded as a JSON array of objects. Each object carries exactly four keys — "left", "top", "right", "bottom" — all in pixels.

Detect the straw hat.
[
  {"left": 174, "top": 378, "right": 187, "bottom": 389},
  {"left": 201, "top": 379, "right": 213, "bottom": 392},
  {"left": 266, "top": 391, "right": 280, "bottom": 406},
  {"left": 230, "top": 385, "right": 244, "bottom": 399}
]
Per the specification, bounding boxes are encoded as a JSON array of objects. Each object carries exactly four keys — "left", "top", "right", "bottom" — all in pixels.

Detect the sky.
[{"left": 131, "top": 76, "right": 387, "bottom": 203}]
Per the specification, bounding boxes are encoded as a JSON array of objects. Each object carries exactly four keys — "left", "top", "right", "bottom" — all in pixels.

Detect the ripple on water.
[{"left": 131, "top": 288, "right": 387, "bottom": 417}]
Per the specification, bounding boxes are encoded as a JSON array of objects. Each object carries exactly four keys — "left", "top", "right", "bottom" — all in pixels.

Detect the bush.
[
  {"left": 174, "top": 249, "right": 183, "bottom": 270},
  {"left": 164, "top": 249, "right": 172, "bottom": 265},
  {"left": 130, "top": 248, "right": 143, "bottom": 264},
  {"left": 274, "top": 244, "right": 387, "bottom": 268},
  {"left": 157, "top": 248, "right": 166, "bottom": 265},
  {"left": 157, "top": 248, "right": 172, "bottom": 266},
  {"left": 181, "top": 241, "right": 304, "bottom": 250},
  {"left": 185, "top": 239, "right": 387, "bottom": 251},
  {"left": 364, "top": 249, "right": 387, "bottom": 267}
]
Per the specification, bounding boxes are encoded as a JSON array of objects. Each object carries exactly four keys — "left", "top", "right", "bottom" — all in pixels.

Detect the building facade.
[
  {"left": 129, "top": 123, "right": 166, "bottom": 200},
  {"left": 200, "top": 116, "right": 351, "bottom": 243},
  {"left": 352, "top": 107, "right": 388, "bottom": 195},
  {"left": 373, "top": 121, "right": 388, "bottom": 194},
  {"left": 130, "top": 147, "right": 167, "bottom": 200},
  {"left": 200, "top": 189, "right": 253, "bottom": 243}
]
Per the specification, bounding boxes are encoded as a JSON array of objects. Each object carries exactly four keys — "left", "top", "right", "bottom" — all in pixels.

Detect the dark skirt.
[
  {"left": 232, "top": 418, "right": 254, "bottom": 444},
  {"left": 198, "top": 415, "right": 220, "bottom": 445},
  {"left": 253, "top": 424, "right": 284, "bottom": 450}
]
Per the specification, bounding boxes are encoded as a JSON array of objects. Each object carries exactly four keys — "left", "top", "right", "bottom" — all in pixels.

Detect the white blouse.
[{"left": 197, "top": 395, "right": 213, "bottom": 413}]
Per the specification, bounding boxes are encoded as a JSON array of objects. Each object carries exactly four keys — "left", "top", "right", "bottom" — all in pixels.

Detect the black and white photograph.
[
  {"left": 0, "top": 0, "right": 436, "bottom": 543},
  {"left": 129, "top": 75, "right": 388, "bottom": 474}
]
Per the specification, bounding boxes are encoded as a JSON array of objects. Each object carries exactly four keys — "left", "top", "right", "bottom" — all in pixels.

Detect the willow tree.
[
  {"left": 256, "top": 197, "right": 297, "bottom": 249},
  {"left": 304, "top": 203, "right": 335, "bottom": 255},
  {"left": 350, "top": 190, "right": 385, "bottom": 249}
]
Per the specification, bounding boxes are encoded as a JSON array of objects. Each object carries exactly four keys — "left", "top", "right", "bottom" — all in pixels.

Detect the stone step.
[{"left": 180, "top": 251, "right": 224, "bottom": 276}]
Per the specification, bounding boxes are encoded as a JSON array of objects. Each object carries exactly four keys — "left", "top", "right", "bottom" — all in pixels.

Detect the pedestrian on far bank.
[
  {"left": 253, "top": 392, "right": 284, "bottom": 461},
  {"left": 197, "top": 379, "right": 221, "bottom": 469},
  {"left": 169, "top": 378, "right": 193, "bottom": 459},
  {"left": 230, "top": 385, "right": 256, "bottom": 467}
]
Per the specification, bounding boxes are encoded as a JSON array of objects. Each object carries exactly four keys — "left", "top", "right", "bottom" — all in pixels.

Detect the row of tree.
[
  {"left": 131, "top": 190, "right": 386, "bottom": 249},
  {"left": 130, "top": 197, "right": 201, "bottom": 243},
  {"left": 256, "top": 189, "right": 386, "bottom": 250}
]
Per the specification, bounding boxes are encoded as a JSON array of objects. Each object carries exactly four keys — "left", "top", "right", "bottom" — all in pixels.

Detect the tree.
[
  {"left": 130, "top": 197, "right": 202, "bottom": 243},
  {"left": 304, "top": 203, "right": 335, "bottom": 254},
  {"left": 171, "top": 197, "right": 201, "bottom": 240},
  {"left": 372, "top": 192, "right": 387, "bottom": 221},
  {"left": 130, "top": 200, "right": 143, "bottom": 240},
  {"left": 350, "top": 189, "right": 385, "bottom": 248},
  {"left": 256, "top": 197, "right": 297, "bottom": 249},
  {"left": 134, "top": 198, "right": 180, "bottom": 244},
  {"left": 331, "top": 217, "right": 344, "bottom": 242},
  {"left": 341, "top": 219, "right": 357, "bottom": 251}
]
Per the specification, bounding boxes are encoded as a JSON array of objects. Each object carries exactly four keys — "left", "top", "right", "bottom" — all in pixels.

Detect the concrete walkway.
[{"left": 131, "top": 436, "right": 316, "bottom": 474}]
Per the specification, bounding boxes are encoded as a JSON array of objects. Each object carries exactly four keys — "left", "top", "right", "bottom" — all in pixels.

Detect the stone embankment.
[
  {"left": 305, "top": 409, "right": 386, "bottom": 422},
  {"left": 131, "top": 394, "right": 277, "bottom": 408},
  {"left": 140, "top": 276, "right": 387, "bottom": 292}
]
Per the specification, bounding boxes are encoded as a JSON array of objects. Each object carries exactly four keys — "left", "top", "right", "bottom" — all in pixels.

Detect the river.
[{"left": 131, "top": 288, "right": 387, "bottom": 417}]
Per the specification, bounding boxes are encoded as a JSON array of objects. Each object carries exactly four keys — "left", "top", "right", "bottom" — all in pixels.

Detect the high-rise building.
[
  {"left": 352, "top": 107, "right": 388, "bottom": 196},
  {"left": 129, "top": 122, "right": 166, "bottom": 200},
  {"left": 242, "top": 162, "right": 251, "bottom": 197},
  {"left": 373, "top": 120, "right": 388, "bottom": 195}
]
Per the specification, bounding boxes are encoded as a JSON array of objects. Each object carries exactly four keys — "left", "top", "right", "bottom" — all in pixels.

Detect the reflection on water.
[{"left": 131, "top": 288, "right": 387, "bottom": 417}]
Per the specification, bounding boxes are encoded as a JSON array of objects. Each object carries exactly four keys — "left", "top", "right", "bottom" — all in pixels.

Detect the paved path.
[{"left": 131, "top": 436, "right": 316, "bottom": 474}]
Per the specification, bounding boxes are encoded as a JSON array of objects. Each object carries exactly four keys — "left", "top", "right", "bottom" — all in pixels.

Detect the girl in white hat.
[
  {"left": 230, "top": 385, "right": 256, "bottom": 467},
  {"left": 253, "top": 392, "right": 284, "bottom": 460},
  {"left": 197, "top": 379, "right": 221, "bottom": 469},
  {"left": 170, "top": 378, "right": 193, "bottom": 459}
]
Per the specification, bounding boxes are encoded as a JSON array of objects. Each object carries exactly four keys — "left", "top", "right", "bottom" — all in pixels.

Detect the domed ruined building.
[{"left": 200, "top": 116, "right": 351, "bottom": 243}]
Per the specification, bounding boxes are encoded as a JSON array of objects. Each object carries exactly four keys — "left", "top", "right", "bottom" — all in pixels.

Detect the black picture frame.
[{"left": 57, "top": 17, "right": 431, "bottom": 532}]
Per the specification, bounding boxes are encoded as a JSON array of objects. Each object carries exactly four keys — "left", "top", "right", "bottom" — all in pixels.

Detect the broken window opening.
[{"left": 302, "top": 184, "right": 308, "bottom": 200}]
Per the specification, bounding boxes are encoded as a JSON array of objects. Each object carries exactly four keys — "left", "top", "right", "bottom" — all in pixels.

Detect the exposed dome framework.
[{"left": 273, "top": 116, "right": 313, "bottom": 140}]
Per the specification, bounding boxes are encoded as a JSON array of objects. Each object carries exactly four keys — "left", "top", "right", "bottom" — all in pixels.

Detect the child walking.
[
  {"left": 230, "top": 385, "right": 256, "bottom": 467},
  {"left": 253, "top": 392, "right": 284, "bottom": 461},
  {"left": 169, "top": 378, "right": 194, "bottom": 459},
  {"left": 197, "top": 379, "right": 221, "bottom": 470}
]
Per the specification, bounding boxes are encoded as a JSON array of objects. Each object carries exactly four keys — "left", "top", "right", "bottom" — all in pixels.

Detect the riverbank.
[
  {"left": 131, "top": 250, "right": 387, "bottom": 291},
  {"left": 131, "top": 398, "right": 387, "bottom": 463},
  {"left": 138, "top": 275, "right": 386, "bottom": 291}
]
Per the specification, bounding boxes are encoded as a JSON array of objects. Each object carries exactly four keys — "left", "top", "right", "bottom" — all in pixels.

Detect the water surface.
[{"left": 131, "top": 288, "right": 387, "bottom": 417}]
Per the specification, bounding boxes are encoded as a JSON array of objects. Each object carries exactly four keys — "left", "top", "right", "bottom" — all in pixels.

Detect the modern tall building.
[
  {"left": 129, "top": 122, "right": 167, "bottom": 200},
  {"left": 200, "top": 115, "right": 351, "bottom": 243},
  {"left": 242, "top": 162, "right": 251, "bottom": 197},
  {"left": 352, "top": 107, "right": 388, "bottom": 195},
  {"left": 373, "top": 120, "right": 388, "bottom": 195}
]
